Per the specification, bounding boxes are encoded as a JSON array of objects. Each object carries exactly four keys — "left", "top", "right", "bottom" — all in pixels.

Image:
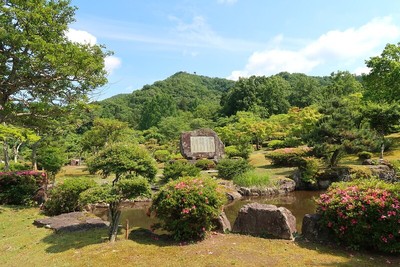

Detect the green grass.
[
  {"left": 233, "top": 170, "right": 270, "bottom": 188},
  {"left": 1, "top": 206, "right": 399, "bottom": 266}
]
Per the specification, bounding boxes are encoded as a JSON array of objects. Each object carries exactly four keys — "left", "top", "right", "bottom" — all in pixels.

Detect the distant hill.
[{"left": 95, "top": 71, "right": 235, "bottom": 128}]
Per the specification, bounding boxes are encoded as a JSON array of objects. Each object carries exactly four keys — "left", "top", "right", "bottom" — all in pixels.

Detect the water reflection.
[
  {"left": 93, "top": 191, "right": 323, "bottom": 233},
  {"left": 224, "top": 191, "right": 324, "bottom": 232}
]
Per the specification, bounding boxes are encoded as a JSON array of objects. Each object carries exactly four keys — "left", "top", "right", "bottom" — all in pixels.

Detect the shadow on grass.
[
  {"left": 41, "top": 228, "right": 108, "bottom": 253},
  {"left": 295, "top": 239, "right": 400, "bottom": 266},
  {"left": 128, "top": 228, "right": 176, "bottom": 247}
]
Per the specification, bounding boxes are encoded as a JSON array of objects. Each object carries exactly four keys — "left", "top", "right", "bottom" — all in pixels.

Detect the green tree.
[
  {"left": 362, "top": 101, "right": 400, "bottom": 159},
  {"left": 0, "top": 0, "right": 108, "bottom": 124},
  {"left": 86, "top": 142, "right": 157, "bottom": 183},
  {"left": 37, "top": 146, "right": 66, "bottom": 180},
  {"left": 305, "top": 94, "right": 374, "bottom": 166},
  {"left": 81, "top": 118, "right": 135, "bottom": 154},
  {"left": 80, "top": 178, "right": 151, "bottom": 242},
  {"left": 139, "top": 94, "right": 177, "bottom": 130},
  {"left": 221, "top": 75, "right": 290, "bottom": 117},
  {"left": 363, "top": 43, "right": 400, "bottom": 102}
]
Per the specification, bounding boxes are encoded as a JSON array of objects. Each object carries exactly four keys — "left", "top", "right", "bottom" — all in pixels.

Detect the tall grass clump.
[{"left": 233, "top": 170, "right": 270, "bottom": 187}]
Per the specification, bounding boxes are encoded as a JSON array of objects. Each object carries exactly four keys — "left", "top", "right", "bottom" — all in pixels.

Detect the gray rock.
[
  {"left": 232, "top": 203, "right": 297, "bottom": 240},
  {"left": 180, "top": 128, "right": 225, "bottom": 160},
  {"left": 301, "top": 213, "right": 332, "bottom": 242},
  {"left": 226, "top": 191, "right": 242, "bottom": 201},
  {"left": 34, "top": 212, "right": 109, "bottom": 232},
  {"left": 214, "top": 211, "right": 231, "bottom": 233}
]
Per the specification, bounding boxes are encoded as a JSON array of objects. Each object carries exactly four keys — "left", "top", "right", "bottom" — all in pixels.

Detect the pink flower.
[
  {"left": 381, "top": 236, "right": 388, "bottom": 243},
  {"left": 351, "top": 219, "right": 357, "bottom": 225},
  {"left": 327, "top": 222, "right": 333, "bottom": 228}
]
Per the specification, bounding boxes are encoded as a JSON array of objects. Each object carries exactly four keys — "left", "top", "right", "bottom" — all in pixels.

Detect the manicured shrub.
[
  {"left": 357, "top": 151, "right": 373, "bottom": 160},
  {"left": 37, "top": 147, "right": 67, "bottom": 179},
  {"left": 265, "top": 146, "right": 311, "bottom": 167},
  {"left": 217, "top": 158, "right": 252, "bottom": 180},
  {"left": 163, "top": 161, "right": 201, "bottom": 181},
  {"left": 233, "top": 170, "right": 270, "bottom": 187},
  {"left": 224, "top": 145, "right": 241, "bottom": 158},
  {"left": 151, "top": 176, "right": 225, "bottom": 241},
  {"left": 297, "top": 157, "right": 323, "bottom": 184},
  {"left": 316, "top": 179, "right": 400, "bottom": 253},
  {"left": 0, "top": 170, "right": 47, "bottom": 205},
  {"left": 153, "top": 149, "right": 171, "bottom": 162},
  {"left": 195, "top": 159, "right": 216, "bottom": 170},
  {"left": 267, "top": 140, "right": 285, "bottom": 149},
  {"left": 43, "top": 177, "right": 97, "bottom": 216}
]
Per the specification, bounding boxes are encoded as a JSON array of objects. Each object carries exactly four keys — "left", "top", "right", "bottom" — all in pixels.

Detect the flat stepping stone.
[{"left": 34, "top": 212, "right": 109, "bottom": 232}]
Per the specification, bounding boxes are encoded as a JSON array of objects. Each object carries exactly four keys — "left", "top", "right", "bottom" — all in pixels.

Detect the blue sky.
[{"left": 68, "top": 0, "right": 400, "bottom": 100}]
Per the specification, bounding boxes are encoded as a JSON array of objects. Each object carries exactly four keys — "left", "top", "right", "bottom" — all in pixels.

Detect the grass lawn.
[{"left": 1, "top": 206, "right": 399, "bottom": 267}]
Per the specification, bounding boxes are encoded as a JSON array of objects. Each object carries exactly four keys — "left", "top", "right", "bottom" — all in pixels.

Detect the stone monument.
[{"left": 180, "top": 128, "right": 225, "bottom": 160}]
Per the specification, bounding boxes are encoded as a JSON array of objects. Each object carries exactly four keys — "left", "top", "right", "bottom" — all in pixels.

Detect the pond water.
[
  {"left": 93, "top": 191, "right": 324, "bottom": 233},
  {"left": 224, "top": 190, "right": 324, "bottom": 232}
]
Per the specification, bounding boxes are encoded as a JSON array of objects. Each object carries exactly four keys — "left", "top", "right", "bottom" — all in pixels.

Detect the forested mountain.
[{"left": 95, "top": 71, "right": 235, "bottom": 129}]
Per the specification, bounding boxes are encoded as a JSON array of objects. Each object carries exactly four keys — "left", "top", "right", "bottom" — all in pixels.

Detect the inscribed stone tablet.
[{"left": 190, "top": 136, "right": 215, "bottom": 153}]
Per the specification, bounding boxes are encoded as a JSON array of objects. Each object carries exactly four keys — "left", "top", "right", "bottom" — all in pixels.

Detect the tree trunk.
[
  {"left": 330, "top": 149, "right": 341, "bottom": 167},
  {"left": 109, "top": 201, "right": 121, "bottom": 242},
  {"left": 31, "top": 141, "right": 39, "bottom": 171},
  {"left": 13, "top": 142, "right": 22, "bottom": 163},
  {"left": 255, "top": 136, "right": 260, "bottom": 150},
  {"left": 3, "top": 139, "right": 10, "bottom": 171},
  {"left": 380, "top": 136, "right": 385, "bottom": 161}
]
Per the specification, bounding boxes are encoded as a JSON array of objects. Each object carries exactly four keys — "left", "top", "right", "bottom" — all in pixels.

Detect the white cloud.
[
  {"left": 353, "top": 66, "right": 371, "bottom": 75},
  {"left": 65, "top": 28, "right": 97, "bottom": 45},
  {"left": 104, "top": 56, "right": 122, "bottom": 75},
  {"left": 229, "top": 16, "right": 400, "bottom": 80},
  {"left": 66, "top": 28, "right": 122, "bottom": 76}
]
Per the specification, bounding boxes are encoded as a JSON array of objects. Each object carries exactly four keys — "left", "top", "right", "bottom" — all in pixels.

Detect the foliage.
[
  {"left": 0, "top": 161, "right": 31, "bottom": 171},
  {"left": 195, "top": 159, "right": 216, "bottom": 170},
  {"left": 357, "top": 151, "right": 373, "bottom": 160},
  {"left": 233, "top": 170, "right": 270, "bottom": 187},
  {"left": 316, "top": 179, "right": 400, "bottom": 253},
  {"left": 267, "top": 140, "right": 285, "bottom": 149},
  {"left": 79, "top": 177, "right": 151, "bottom": 242},
  {"left": 139, "top": 94, "right": 178, "bottom": 130},
  {"left": 81, "top": 118, "right": 135, "bottom": 154},
  {"left": 86, "top": 142, "right": 157, "bottom": 182},
  {"left": 304, "top": 92, "right": 376, "bottom": 167},
  {"left": 163, "top": 161, "right": 201, "bottom": 181},
  {"left": 297, "top": 157, "right": 323, "bottom": 184},
  {"left": 217, "top": 158, "right": 253, "bottom": 180},
  {"left": 37, "top": 146, "right": 67, "bottom": 179},
  {"left": 97, "top": 72, "right": 234, "bottom": 129},
  {"left": 221, "top": 75, "right": 291, "bottom": 117},
  {"left": 363, "top": 42, "right": 400, "bottom": 103},
  {"left": 0, "top": 170, "right": 47, "bottom": 205},
  {"left": 43, "top": 177, "right": 96, "bottom": 216},
  {"left": 151, "top": 176, "right": 225, "bottom": 241},
  {"left": 265, "top": 146, "right": 311, "bottom": 167},
  {"left": 153, "top": 149, "right": 171, "bottom": 163},
  {"left": 0, "top": 0, "right": 108, "bottom": 125},
  {"left": 224, "top": 145, "right": 242, "bottom": 158}
]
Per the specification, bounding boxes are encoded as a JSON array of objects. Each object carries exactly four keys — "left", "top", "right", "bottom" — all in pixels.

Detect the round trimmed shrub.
[
  {"left": 217, "top": 158, "right": 252, "bottom": 180},
  {"left": 195, "top": 159, "right": 216, "bottom": 170},
  {"left": 267, "top": 140, "right": 285, "bottom": 149},
  {"left": 297, "top": 156, "right": 323, "bottom": 184},
  {"left": 154, "top": 149, "right": 171, "bottom": 162},
  {"left": 316, "top": 179, "right": 400, "bottom": 253},
  {"left": 43, "top": 177, "right": 97, "bottom": 216},
  {"left": 163, "top": 161, "right": 201, "bottom": 181},
  {"left": 151, "top": 176, "right": 225, "bottom": 241},
  {"left": 357, "top": 151, "right": 373, "bottom": 160}
]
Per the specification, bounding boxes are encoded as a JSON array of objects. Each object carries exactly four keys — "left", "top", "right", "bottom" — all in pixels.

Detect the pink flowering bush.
[
  {"left": 151, "top": 176, "right": 225, "bottom": 241},
  {"left": 0, "top": 170, "right": 47, "bottom": 205},
  {"left": 316, "top": 179, "right": 400, "bottom": 253}
]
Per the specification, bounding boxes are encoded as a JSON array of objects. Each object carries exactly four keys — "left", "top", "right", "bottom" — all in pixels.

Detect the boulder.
[
  {"left": 34, "top": 212, "right": 109, "bottom": 232},
  {"left": 214, "top": 211, "right": 231, "bottom": 233},
  {"left": 301, "top": 213, "right": 332, "bottom": 243},
  {"left": 232, "top": 203, "right": 296, "bottom": 240}
]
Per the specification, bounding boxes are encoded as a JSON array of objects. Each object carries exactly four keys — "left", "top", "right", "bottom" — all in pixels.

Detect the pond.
[{"left": 93, "top": 191, "right": 323, "bottom": 233}]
